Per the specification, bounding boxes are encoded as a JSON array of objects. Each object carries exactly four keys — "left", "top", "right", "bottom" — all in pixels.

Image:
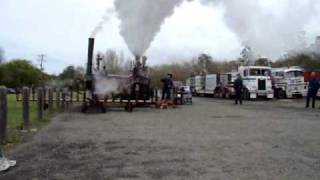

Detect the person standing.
[
  {"left": 234, "top": 74, "right": 244, "bottom": 105},
  {"left": 306, "top": 72, "right": 320, "bottom": 109},
  {"left": 161, "top": 74, "right": 174, "bottom": 101}
]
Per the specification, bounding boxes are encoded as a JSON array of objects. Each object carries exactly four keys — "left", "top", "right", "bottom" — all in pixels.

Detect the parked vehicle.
[
  {"left": 186, "top": 72, "right": 236, "bottom": 99},
  {"left": 214, "top": 72, "right": 237, "bottom": 98},
  {"left": 186, "top": 66, "right": 274, "bottom": 100},
  {"left": 239, "top": 66, "right": 273, "bottom": 99},
  {"left": 6, "top": 88, "right": 16, "bottom": 94},
  {"left": 176, "top": 86, "right": 192, "bottom": 105},
  {"left": 271, "top": 67, "right": 307, "bottom": 99}
]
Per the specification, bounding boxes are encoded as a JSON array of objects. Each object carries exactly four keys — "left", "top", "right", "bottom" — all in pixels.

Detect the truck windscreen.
[
  {"left": 249, "top": 69, "right": 271, "bottom": 76},
  {"left": 286, "top": 71, "right": 304, "bottom": 78}
]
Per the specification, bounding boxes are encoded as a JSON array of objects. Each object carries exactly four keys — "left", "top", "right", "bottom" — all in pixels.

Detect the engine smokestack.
[
  {"left": 86, "top": 38, "right": 95, "bottom": 91},
  {"left": 87, "top": 38, "right": 95, "bottom": 76}
]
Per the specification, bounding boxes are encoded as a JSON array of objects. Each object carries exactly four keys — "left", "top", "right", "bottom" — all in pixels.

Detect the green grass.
[
  {"left": 4, "top": 91, "right": 84, "bottom": 148},
  {"left": 5, "top": 95, "right": 51, "bottom": 147}
]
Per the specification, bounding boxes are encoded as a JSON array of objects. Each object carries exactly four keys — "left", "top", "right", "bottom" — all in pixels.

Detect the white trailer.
[
  {"left": 190, "top": 74, "right": 234, "bottom": 97},
  {"left": 238, "top": 66, "right": 274, "bottom": 99},
  {"left": 194, "top": 75, "right": 203, "bottom": 95},
  {"left": 271, "top": 67, "right": 307, "bottom": 98},
  {"left": 197, "top": 74, "right": 218, "bottom": 95}
]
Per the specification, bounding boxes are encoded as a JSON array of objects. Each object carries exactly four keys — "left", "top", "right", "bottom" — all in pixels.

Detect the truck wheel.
[{"left": 278, "top": 90, "right": 287, "bottom": 99}]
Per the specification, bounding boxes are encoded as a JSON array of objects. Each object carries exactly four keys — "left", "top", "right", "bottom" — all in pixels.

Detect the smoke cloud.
[
  {"left": 94, "top": 72, "right": 131, "bottom": 97},
  {"left": 114, "top": 0, "right": 188, "bottom": 56},
  {"left": 94, "top": 73, "right": 121, "bottom": 96},
  {"left": 90, "top": 8, "right": 115, "bottom": 38},
  {"left": 198, "top": 0, "right": 320, "bottom": 58}
]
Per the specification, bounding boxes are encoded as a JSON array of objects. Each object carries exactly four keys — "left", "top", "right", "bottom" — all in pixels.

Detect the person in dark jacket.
[
  {"left": 234, "top": 74, "right": 244, "bottom": 105},
  {"left": 306, "top": 72, "right": 320, "bottom": 108},
  {"left": 161, "top": 74, "right": 174, "bottom": 100}
]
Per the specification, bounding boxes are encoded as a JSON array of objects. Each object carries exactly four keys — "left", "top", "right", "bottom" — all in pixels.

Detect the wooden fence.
[{"left": 0, "top": 86, "right": 80, "bottom": 148}]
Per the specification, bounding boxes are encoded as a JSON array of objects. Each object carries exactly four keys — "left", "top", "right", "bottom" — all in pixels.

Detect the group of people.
[{"left": 233, "top": 72, "right": 320, "bottom": 108}]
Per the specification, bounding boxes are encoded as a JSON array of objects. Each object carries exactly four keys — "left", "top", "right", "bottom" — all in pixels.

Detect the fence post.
[
  {"left": 43, "top": 87, "right": 47, "bottom": 104},
  {"left": 22, "top": 87, "right": 30, "bottom": 130},
  {"left": 32, "top": 87, "right": 35, "bottom": 101},
  {"left": 156, "top": 89, "right": 159, "bottom": 103},
  {"left": 83, "top": 90, "right": 86, "bottom": 102},
  {"left": 70, "top": 88, "right": 73, "bottom": 104},
  {"left": 48, "top": 87, "right": 53, "bottom": 112},
  {"left": 56, "top": 88, "right": 60, "bottom": 110},
  {"left": 76, "top": 89, "right": 80, "bottom": 102},
  {"left": 0, "top": 87, "right": 7, "bottom": 145},
  {"left": 61, "top": 88, "right": 66, "bottom": 111},
  {"left": 37, "top": 87, "right": 44, "bottom": 120}
]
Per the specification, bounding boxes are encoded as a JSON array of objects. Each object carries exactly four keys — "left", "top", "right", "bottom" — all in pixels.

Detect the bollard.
[
  {"left": 22, "top": 87, "right": 30, "bottom": 130},
  {"left": 37, "top": 87, "right": 44, "bottom": 120},
  {"left": 0, "top": 87, "right": 8, "bottom": 145},
  {"left": 48, "top": 87, "right": 53, "bottom": 112},
  {"left": 56, "top": 88, "right": 61, "bottom": 109}
]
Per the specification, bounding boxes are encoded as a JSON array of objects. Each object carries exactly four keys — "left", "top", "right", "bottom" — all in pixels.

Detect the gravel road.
[{"left": 1, "top": 98, "right": 320, "bottom": 180}]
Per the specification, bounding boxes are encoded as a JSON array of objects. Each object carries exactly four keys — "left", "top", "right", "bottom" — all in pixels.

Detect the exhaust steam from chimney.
[{"left": 114, "top": 0, "right": 190, "bottom": 57}]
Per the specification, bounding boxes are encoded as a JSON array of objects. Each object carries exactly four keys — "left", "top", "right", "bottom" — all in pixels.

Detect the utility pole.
[
  {"left": 38, "top": 54, "right": 46, "bottom": 72},
  {"left": 38, "top": 54, "right": 46, "bottom": 87}
]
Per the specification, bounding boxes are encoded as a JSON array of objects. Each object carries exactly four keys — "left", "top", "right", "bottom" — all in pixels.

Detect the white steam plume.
[
  {"left": 114, "top": 0, "right": 188, "bottom": 56},
  {"left": 198, "top": 0, "right": 320, "bottom": 59},
  {"left": 90, "top": 8, "right": 115, "bottom": 38},
  {"left": 94, "top": 74, "right": 121, "bottom": 96}
]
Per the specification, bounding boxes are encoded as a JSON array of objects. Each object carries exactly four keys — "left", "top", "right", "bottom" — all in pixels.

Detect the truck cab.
[
  {"left": 271, "top": 67, "right": 307, "bottom": 98},
  {"left": 238, "top": 66, "right": 274, "bottom": 99}
]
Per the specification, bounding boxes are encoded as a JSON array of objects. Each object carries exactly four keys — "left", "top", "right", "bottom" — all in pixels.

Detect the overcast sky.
[{"left": 1, "top": 0, "right": 319, "bottom": 74}]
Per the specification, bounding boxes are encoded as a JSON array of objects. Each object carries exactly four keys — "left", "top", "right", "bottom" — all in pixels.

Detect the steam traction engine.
[{"left": 82, "top": 38, "right": 156, "bottom": 113}]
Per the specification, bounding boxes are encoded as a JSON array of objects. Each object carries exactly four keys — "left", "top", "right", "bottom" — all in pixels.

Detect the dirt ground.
[{"left": 1, "top": 98, "right": 320, "bottom": 180}]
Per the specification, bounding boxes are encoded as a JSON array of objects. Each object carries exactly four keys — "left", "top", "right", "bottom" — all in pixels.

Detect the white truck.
[
  {"left": 271, "top": 67, "right": 307, "bottom": 98},
  {"left": 186, "top": 66, "right": 274, "bottom": 99},
  {"left": 238, "top": 66, "right": 274, "bottom": 99}
]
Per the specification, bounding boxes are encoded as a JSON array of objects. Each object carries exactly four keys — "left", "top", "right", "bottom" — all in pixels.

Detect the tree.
[
  {"left": 59, "top": 66, "right": 84, "bottom": 80},
  {"left": 272, "top": 53, "right": 320, "bottom": 71},
  {"left": 101, "top": 49, "right": 124, "bottom": 74},
  {"left": 255, "top": 58, "right": 270, "bottom": 66},
  {"left": 0, "top": 59, "right": 42, "bottom": 88}
]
